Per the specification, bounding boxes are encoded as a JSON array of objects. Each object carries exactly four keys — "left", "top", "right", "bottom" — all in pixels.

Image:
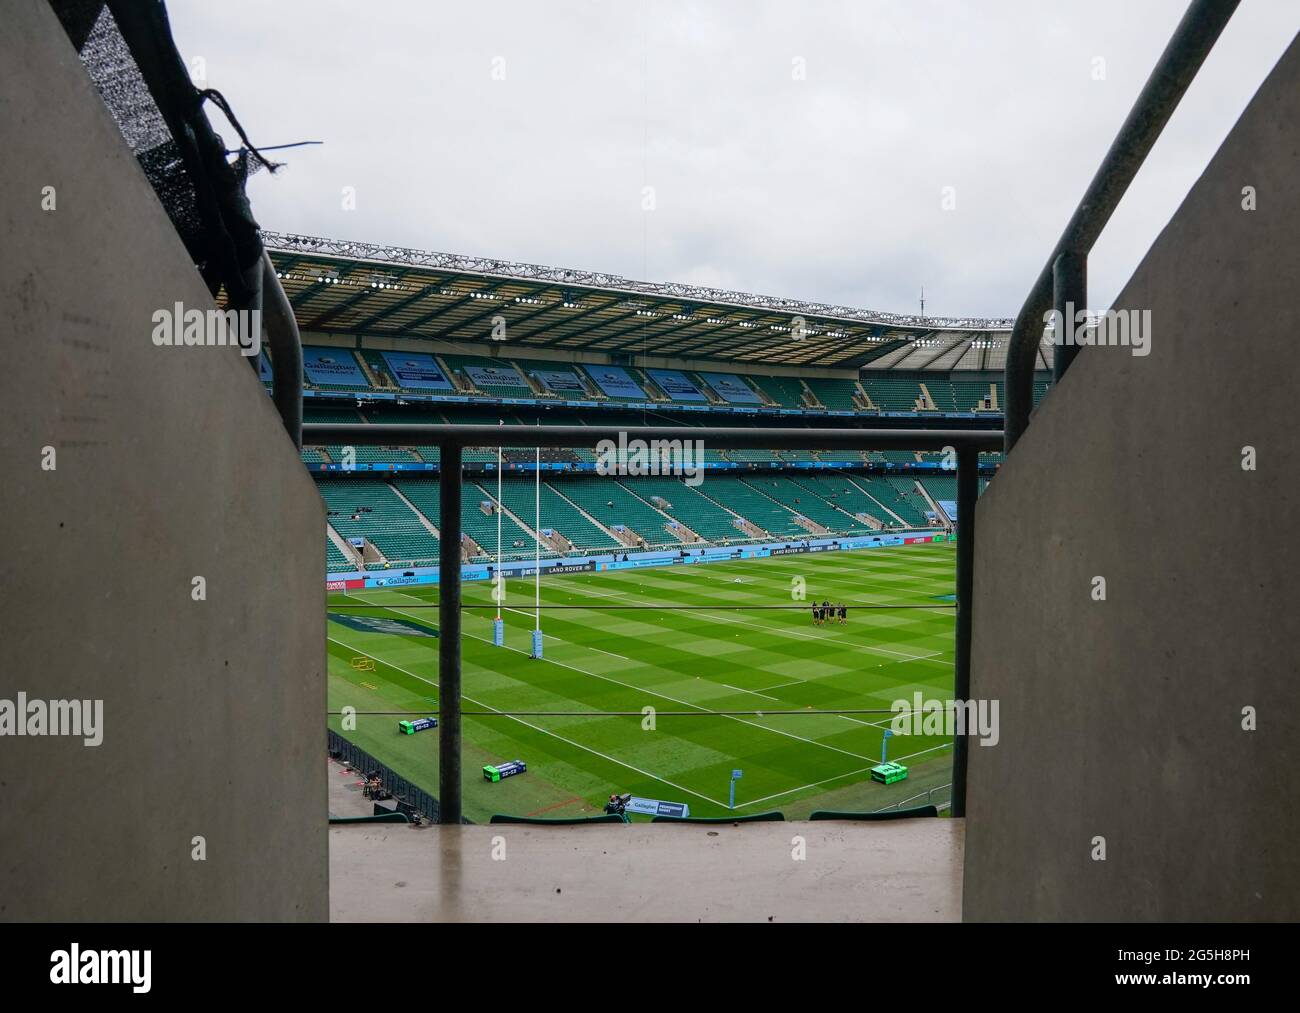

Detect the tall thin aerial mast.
[
  {"left": 531, "top": 423, "right": 543, "bottom": 658},
  {"left": 492, "top": 422, "right": 504, "bottom": 647}
]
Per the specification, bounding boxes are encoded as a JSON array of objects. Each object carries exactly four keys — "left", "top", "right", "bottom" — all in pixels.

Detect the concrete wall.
[
  {"left": 0, "top": 0, "right": 327, "bottom": 920},
  {"left": 963, "top": 34, "right": 1300, "bottom": 920}
]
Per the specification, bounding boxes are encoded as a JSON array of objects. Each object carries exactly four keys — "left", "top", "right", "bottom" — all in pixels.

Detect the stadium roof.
[{"left": 265, "top": 232, "right": 1051, "bottom": 371}]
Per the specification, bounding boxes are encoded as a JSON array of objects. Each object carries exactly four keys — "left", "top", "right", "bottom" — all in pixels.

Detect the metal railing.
[
  {"left": 306, "top": 421, "right": 1002, "bottom": 823},
  {"left": 873, "top": 783, "right": 953, "bottom": 814},
  {"left": 327, "top": 728, "right": 441, "bottom": 823},
  {"left": 1003, "top": 0, "right": 1240, "bottom": 452}
]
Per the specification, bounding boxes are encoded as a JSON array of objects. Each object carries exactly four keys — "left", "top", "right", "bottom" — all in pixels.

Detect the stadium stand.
[
  {"left": 920, "top": 475, "right": 959, "bottom": 507},
  {"left": 742, "top": 477, "right": 872, "bottom": 533},
  {"left": 804, "top": 377, "right": 862, "bottom": 410},
  {"left": 327, "top": 539, "right": 354, "bottom": 571},
  {"left": 882, "top": 477, "right": 933, "bottom": 526},
  {"left": 358, "top": 348, "right": 398, "bottom": 389},
  {"left": 787, "top": 474, "right": 888, "bottom": 527},
  {"left": 751, "top": 373, "right": 808, "bottom": 408},
  {"left": 495, "top": 478, "right": 620, "bottom": 552},
  {"left": 848, "top": 475, "right": 926, "bottom": 528},
  {"left": 554, "top": 477, "right": 684, "bottom": 547},
  {"left": 625, "top": 477, "right": 745, "bottom": 542},
  {"left": 951, "top": 376, "right": 998, "bottom": 412},
  {"left": 440, "top": 355, "right": 534, "bottom": 397},
  {"left": 395, "top": 477, "right": 539, "bottom": 562},
  {"left": 318, "top": 478, "right": 441, "bottom": 565},
  {"left": 323, "top": 445, "right": 418, "bottom": 465},
  {"left": 304, "top": 406, "right": 364, "bottom": 423},
  {"left": 701, "top": 477, "right": 809, "bottom": 537},
  {"left": 858, "top": 375, "right": 923, "bottom": 411}
]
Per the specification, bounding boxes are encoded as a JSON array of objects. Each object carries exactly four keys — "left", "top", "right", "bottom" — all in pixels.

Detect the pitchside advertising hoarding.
[
  {"left": 623, "top": 797, "right": 690, "bottom": 818},
  {"left": 325, "top": 533, "right": 947, "bottom": 584}
]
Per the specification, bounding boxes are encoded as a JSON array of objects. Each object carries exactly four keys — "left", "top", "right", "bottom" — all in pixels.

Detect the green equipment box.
[
  {"left": 870, "top": 762, "right": 909, "bottom": 785},
  {"left": 483, "top": 760, "right": 527, "bottom": 782}
]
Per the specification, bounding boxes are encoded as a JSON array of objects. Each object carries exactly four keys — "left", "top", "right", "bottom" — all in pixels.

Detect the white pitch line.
[
  {"left": 327, "top": 634, "right": 726, "bottom": 809},
  {"left": 753, "top": 680, "right": 800, "bottom": 694},
  {"left": 721, "top": 684, "right": 781, "bottom": 702},
  {"left": 735, "top": 742, "right": 954, "bottom": 809}
]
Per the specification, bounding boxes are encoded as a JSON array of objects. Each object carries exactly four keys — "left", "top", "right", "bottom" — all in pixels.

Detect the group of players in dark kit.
[{"left": 812, "top": 599, "right": 847, "bottom": 626}]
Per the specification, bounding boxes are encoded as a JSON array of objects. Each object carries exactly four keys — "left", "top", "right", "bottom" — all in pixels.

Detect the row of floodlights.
[
  {"left": 276, "top": 270, "right": 405, "bottom": 292},
  {"left": 273, "top": 270, "right": 900, "bottom": 342}
]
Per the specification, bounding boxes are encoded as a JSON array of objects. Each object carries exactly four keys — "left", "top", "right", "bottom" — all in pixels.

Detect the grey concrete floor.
[{"left": 330, "top": 818, "right": 964, "bottom": 922}]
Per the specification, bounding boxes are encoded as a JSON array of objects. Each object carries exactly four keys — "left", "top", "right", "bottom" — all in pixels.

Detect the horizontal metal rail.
[
  {"left": 302, "top": 423, "right": 1003, "bottom": 452},
  {"left": 332, "top": 603, "right": 954, "bottom": 610},
  {"left": 1003, "top": 0, "right": 1239, "bottom": 452}
]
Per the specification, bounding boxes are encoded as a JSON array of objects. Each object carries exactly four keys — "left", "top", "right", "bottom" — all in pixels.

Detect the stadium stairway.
[{"left": 326, "top": 525, "right": 361, "bottom": 571}]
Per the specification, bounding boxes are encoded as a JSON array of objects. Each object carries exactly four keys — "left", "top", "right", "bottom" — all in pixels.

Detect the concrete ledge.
[{"left": 330, "top": 819, "right": 963, "bottom": 922}]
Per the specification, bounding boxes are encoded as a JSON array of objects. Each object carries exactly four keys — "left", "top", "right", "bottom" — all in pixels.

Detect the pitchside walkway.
[
  {"left": 328, "top": 758, "right": 386, "bottom": 819},
  {"left": 329, "top": 819, "right": 964, "bottom": 921}
]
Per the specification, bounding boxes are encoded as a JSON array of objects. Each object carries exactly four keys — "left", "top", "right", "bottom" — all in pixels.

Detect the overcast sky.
[{"left": 169, "top": 0, "right": 1297, "bottom": 321}]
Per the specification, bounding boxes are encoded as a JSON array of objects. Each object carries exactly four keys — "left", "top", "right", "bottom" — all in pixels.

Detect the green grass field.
[{"left": 326, "top": 541, "right": 958, "bottom": 823}]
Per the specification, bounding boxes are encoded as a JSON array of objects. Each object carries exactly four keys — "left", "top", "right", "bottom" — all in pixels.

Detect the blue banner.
[
  {"left": 303, "top": 347, "right": 368, "bottom": 387},
  {"left": 647, "top": 368, "right": 706, "bottom": 401},
  {"left": 584, "top": 365, "right": 646, "bottom": 399},
  {"left": 699, "top": 371, "right": 761, "bottom": 404},
  {"left": 464, "top": 364, "right": 525, "bottom": 388},
  {"left": 381, "top": 351, "right": 454, "bottom": 390},
  {"left": 532, "top": 368, "right": 586, "bottom": 394}
]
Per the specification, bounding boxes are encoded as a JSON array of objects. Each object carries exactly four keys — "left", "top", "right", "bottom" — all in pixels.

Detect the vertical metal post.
[
  {"left": 950, "top": 446, "right": 978, "bottom": 818},
  {"left": 438, "top": 443, "right": 463, "bottom": 823},
  {"left": 1052, "top": 249, "right": 1087, "bottom": 384}
]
